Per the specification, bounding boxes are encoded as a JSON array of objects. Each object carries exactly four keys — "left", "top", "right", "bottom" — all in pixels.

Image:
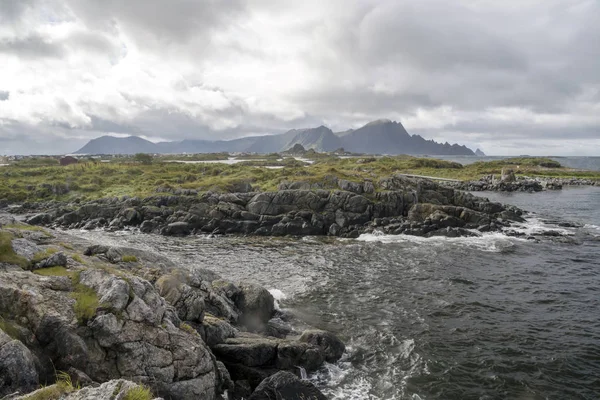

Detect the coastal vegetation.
[{"left": 1, "top": 155, "right": 598, "bottom": 203}]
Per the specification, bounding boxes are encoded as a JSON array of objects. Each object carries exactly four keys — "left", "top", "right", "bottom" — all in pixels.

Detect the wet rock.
[
  {"left": 213, "top": 336, "right": 278, "bottom": 367},
  {"left": 236, "top": 283, "right": 275, "bottom": 331},
  {"left": 213, "top": 333, "right": 330, "bottom": 374},
  {"left": 248, "top": 371, "right": 327, "bottom": 400},
  {"left": 161, "top": 221, "right": 191, "bottom": 236},
  {"left": 299, "top": 329, "right": 346, "bottom": 363}
]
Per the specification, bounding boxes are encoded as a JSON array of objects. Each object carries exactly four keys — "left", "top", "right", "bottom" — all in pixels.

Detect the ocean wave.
[
  {"left": 508, "top": 216, "right": 576, "bottom": 236},
  {"left": 584, "top": 224, "right": 600, "bottom": 237},
  {"left": 356, "top": 232, "right": 518, "bottom": 253}
]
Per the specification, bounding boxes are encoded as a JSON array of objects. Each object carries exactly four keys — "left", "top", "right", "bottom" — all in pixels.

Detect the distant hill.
[
  {"left": 76, "top": 135, "right": 159, "bottom": 155},
  {"left": 74, "top": 120, "right": 475, "bottom": 156}
]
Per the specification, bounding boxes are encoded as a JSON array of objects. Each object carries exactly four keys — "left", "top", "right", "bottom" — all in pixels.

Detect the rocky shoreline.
[
  {"left": 443, "top": 174, "right": 598, "bottom": 193},
  {"left": 7, "top": 175, "right": 526, "bottom": 239},
  {"left": 0, "top": 214, "right": 343, "bottom": 399}
]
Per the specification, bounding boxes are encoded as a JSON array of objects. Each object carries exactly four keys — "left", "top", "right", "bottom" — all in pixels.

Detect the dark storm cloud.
[{"left": 0, "top": 0, "right": 599, "bottom": 155}]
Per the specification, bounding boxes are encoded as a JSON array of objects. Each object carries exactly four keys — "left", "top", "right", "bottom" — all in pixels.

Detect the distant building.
[{"left": 59, "top": 156, "right": 79, "bottom": 166}]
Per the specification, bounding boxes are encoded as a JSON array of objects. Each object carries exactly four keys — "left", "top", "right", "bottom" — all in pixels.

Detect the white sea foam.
[
  {"left": 508, "top": 216, "right": 575, "bottom": 236},
  {"left": 325, "top": 377, "right": 376, "bottom": 400},
  {"left": 268, "top": 288, "right": 287, "bottom": 310},
  {"left": 356, "top": 231, "right": 519, "bottom": 253}
]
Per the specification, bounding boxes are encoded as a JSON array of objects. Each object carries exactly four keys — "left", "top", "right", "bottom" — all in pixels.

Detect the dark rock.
[
  {"left": 213, "top": 336, "right": 278, "bottom": 367},
  {"left": 248, "top": 371, "right": 327, "bottom": 400},
  {"left": 299, "top": 329, "right": 345, "bottom": 363},
  {"left": 26, "top": 213, "right": 53, "bottom": 225},
  {"left": 0, "top": 329, "right": 39, "bottom": 397},
  {"left": 236, "top": 283, "right": 275, "bottom": 331},
  {"left": 162, "top": 221, "right": 191, "bottom": 236}
]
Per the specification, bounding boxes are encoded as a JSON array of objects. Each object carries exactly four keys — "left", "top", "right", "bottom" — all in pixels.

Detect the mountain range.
[{"left": 75, "top": 119, "right": 476, "bottom": 156}]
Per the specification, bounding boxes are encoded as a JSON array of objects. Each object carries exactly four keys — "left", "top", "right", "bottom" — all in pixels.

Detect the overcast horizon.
[{"left": 1, "top": 0, "right": 599, "bottom": 156}]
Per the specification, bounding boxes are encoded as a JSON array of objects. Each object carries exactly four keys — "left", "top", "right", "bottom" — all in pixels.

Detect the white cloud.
[{"left": 0, "top": 0, "right": 598, "bottom": 155}]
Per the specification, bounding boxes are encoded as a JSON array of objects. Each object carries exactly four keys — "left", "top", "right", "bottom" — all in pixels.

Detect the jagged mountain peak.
[{"left": 75, "top": 120, "right": 475, "bottom": 156}]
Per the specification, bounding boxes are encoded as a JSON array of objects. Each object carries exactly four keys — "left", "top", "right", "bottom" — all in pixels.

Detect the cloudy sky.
[{"left": 0, "top": 0, "right": 599, "bottom": 155}]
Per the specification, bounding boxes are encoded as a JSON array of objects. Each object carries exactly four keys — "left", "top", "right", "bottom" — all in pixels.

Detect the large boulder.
[
  {"left": 212, "top": 334, "right": 327, "bottom": 373},
  {"left": 236, "top": 283, "right": 275, "bottom": 331},
  {"left": 248, "top": 371, "right": 327, "bottom": 400},
  {"left": 299, "top": 330, "right": 345, "bottom": 363},
  {"left": 0, "top": 329, "right": 39, "bottom": 397}
]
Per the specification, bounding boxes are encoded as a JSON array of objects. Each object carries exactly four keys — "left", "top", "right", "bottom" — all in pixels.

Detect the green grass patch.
[
  {"left": 121, "top": 255, "right": 138, "bottom": 263},
  {"left": 123, "top": 385, "right": 154, "bottom": 400},
  {"left": 59, "top": 242, "right": 75, "bottom": 250},
  {"left": 0, "top": 231, "right": 29, "bottom": 268},
  {"left": 33, "top": 266, "right": 75, "bottom": 278},
  {"left": 71, "top": 254, "right": 84, "bottom": 264},
  {"left": 71, "top": 283, "right": 100, "bottom": 325}
]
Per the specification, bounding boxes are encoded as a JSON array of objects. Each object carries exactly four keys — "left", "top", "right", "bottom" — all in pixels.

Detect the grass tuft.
[
  {"left": 71, "top": 283, "right": 99, "bottom": 325},
  {"left": 123, "top": 385, "right": 154, "bottom": 400},
  {"left": 21, "top": 371, "right": 78, "bottom": 400},
  {"left": 121, "top": 255, "right": 138, "bottom": 263}
]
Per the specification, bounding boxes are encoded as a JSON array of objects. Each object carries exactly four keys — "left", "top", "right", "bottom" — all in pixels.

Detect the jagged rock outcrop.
[
  {"left": 0, "top": 264, "right": 220, "bottom": 399},
  {"left": 14, "top": 174, "right": 524, "bottom": 239}
]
